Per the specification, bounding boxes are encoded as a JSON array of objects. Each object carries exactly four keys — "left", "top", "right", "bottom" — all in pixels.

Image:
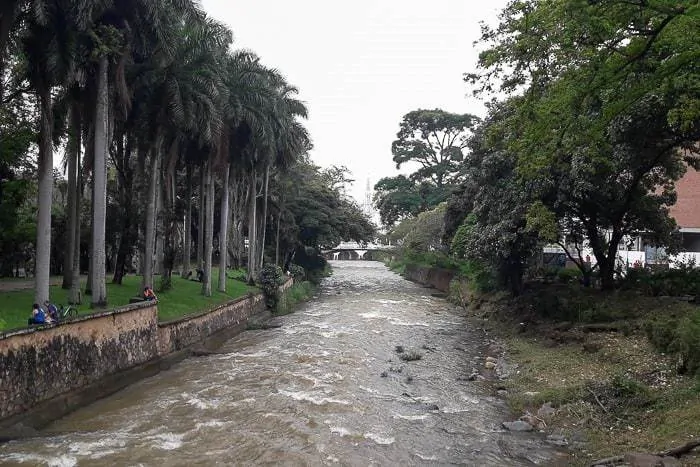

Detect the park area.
[{"left": 0, "top": 270, "right": 257, "bottom": 332}]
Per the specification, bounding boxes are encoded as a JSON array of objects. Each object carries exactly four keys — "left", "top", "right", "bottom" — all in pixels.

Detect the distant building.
[
  {"left": 669, "top": 168, "right": 700, "bottom": 252},
  {"left": 545, "top": 168, "right": 700, "bottom": 270}
]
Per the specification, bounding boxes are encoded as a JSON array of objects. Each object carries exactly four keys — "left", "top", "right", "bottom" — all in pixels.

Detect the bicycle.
[{"left": 57, "top": 304, "right": 79, "bottom": 321}]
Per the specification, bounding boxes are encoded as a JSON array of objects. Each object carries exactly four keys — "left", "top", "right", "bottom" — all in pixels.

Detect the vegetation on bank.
[
  {"left": 0, "top": 271, "right": 257, "bottom": 331},
  {"left": 258, "top": 260, "right": 326, "bottom": 316},
  {"left": 474, "top": 287, "right": 700, "bottom": 465},
  {"left": 371, "top": 2, "right": 700, "bottom": 461},
  {"left": 0, "top": 1, "right": 375, "bottom": 316}
]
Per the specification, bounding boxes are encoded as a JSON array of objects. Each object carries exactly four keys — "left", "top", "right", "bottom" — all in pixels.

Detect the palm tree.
[
  {"left": 90, "top": 47, "right": 109, "bottom": 306},
  {"left": 22, "top": 2, "right": 74, "bottom": 305}
]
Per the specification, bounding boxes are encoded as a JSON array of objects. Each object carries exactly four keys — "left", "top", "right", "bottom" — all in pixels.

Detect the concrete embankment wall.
[
  {"left": 0, "top": 302, "right": 159, "bottom": 422},
  {"left": 0, "top": 281, "right": 290, "bottom": 435},
  {"left": 402, "top": 264, "right": 455, "bottom": 292},
  {"left": 157, "top": 294, "right": 265, "bottom": 356}
]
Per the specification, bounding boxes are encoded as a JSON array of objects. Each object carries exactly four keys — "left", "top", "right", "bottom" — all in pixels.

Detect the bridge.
[{"left": 322, "top": 241, "right": 395, "bottom": 261}]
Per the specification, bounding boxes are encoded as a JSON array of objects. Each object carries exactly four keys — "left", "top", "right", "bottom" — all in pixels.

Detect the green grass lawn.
[{"left": 0, "top": 270, "right": 257, "bottom": 332}]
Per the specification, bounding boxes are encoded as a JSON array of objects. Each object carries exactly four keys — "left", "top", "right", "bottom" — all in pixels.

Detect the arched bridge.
[{"left": 322, "top": 241, "right": 396, "bottom": 261}]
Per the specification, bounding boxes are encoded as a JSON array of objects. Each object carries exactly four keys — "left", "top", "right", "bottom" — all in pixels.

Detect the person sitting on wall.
[
  {"left": 143, "top": 286, "right": 157, "bottom": 301},
  {"left": 44, "top": 300, "right": 59, "bottom": 322},
  {"left": 28, "top": 303, "right": 47, "bottom": 326}
]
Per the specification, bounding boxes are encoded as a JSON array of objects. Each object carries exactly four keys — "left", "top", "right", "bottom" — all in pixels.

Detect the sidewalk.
[{"left": 0, "top": 277, "right": 70, "bottom": 293}]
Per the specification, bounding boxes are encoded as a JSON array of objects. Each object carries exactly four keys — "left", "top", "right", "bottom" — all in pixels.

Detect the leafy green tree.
[
  {"left": 445, "top": 101, "right": 539, "bottom": 295},
  {"left": 373, "top": 109, "right": 478, "bottom": 228},
  {"left": 392, "top": 109, "right": 478, "bottom": 188},
  {"left": 272, "top": 157, "right": 376, "bottom": 270},
  {"left": 372, "top": 175, "right": 423, "bottom": 227},
  {"left": 464, "top": 0, "right": 700, "bottom": 290},
  {"left": 391, "top": 203, "right": 447, "bottom": 253}
]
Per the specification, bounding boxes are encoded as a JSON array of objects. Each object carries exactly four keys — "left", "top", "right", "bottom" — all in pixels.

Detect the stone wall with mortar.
[
  {"left": 402, "top": 264, "right": 455, "bottom": 292},
  {"left": 157, "top": 293, "right": 265, "bottom": 355},
  {"left": 0, "top": 301, "right": 158, "bottom": 421},
  {"left": 0, "top": 279, "right": 292, "bottom": 430}
]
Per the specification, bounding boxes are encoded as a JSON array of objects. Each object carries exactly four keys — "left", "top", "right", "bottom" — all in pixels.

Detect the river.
[{"left": 0, "top": 261, "right": 566, "bottom": 466}]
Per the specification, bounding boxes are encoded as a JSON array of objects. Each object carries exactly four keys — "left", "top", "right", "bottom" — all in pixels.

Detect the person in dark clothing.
[
  {"left": 143, "top": 286, "right": 157, "bottom": 301},
  {"left": 44, "top": 300, "right": 59, "bottom": 322}
]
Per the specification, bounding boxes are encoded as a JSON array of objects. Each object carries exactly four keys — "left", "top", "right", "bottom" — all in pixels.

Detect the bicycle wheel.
[{"left": 68, "top": 307, "right": 78, "bottom": 318}]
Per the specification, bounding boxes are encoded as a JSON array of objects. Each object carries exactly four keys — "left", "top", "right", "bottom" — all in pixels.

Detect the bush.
[
  {"left": 624, "top": 265, "right": 700, "bottom": 296},
  {"left": 557, "top": 268, "right": 582, "bottom": 284},
  {"left": 455, "top": 259, "right": 496, "bottom": 293},
  {"left": 258, "top": 264, "right": 285, "bottom": 310},
  {"left": 645, "top": 307, "right": 700, "bottom": 375},
  {"left": 288, "top": 263, "right": 305, "bottom": 282},
  {"left": 275, "top": 281, "right": 315, "bottom": 315},
  {"left": 227, "top": 268, "right": 247, "bottom": 282}
]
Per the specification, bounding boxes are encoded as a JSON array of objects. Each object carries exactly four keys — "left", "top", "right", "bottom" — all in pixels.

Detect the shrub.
[
  {"left": 288, "top": 263, "right": 305, "bottom": 282},
  {"left": 645, "top": 307, "right": 700, "bottom": 375},
  {"left": 624, "top": 265, "right": 700, "bottom": 296},
  {"left": 557, "top": 268, "right": 582, "bottom": 284},
  {"left": 275, "top": 281, "right": 315, "bottom": 315},
  {"left": 675, "top": 310, "right": 700, "bottom": 375},
  {"left": 258, "top": 264, "right": 285, "bottom": 310},
  {"left": 227, "top": 268, "right": 247, "bottom": 282}
]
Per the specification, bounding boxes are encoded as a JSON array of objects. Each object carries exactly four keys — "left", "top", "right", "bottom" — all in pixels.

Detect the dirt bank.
[{"left": 468, "top": 288, "right": 700, "bottom": 467}]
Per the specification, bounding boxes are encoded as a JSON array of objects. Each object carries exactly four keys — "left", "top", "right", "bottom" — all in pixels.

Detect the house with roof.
[{"left": 544, "top": 168, "right": 700, "bottom": 270}]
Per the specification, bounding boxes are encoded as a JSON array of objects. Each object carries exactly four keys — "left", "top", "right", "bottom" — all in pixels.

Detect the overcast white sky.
[{"left": 201, "top": 0, "right": 508, "bottom": 203}]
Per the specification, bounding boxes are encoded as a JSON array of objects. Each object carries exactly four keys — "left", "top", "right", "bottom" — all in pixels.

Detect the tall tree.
[{"left": 392, "top": 109, "right": 478, "bottom": 189}]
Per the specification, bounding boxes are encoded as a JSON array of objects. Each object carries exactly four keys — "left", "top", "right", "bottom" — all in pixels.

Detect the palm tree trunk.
[
  {"left": 275, "top": 211, "right": 281, "bottom": 266},
  {"left": 34, "top": 86, "right": 53, "bottom": 305},
  {"left": 112, "top": 135, "right": 134, "bottom": 285},
  {"left": 85, "top": 179, "right": 93, "bottom": 296},
  {"left": 155, "top": 171, "right": 164, "bottom": 276},
  {"left": 246, "top": 167, "right": 257, "bottom": 284},
  {"left": 142, "top": 145, "right": 160, "bottom": 292},
  {"left": 202, "top": 159, "right": 214, "bottom": 296},
  {"left": 197, "top": 164, "right": 205, "bottom": 268},
  {"left": 62, "top": 104, "right": 81, "bottom": 289},
  {"left": 181, "top": 165, "right": 193, "bottom": 277},
  {"left": 259, "top": 163, "right": 270, "bottom": 267},
  {"left": 161, "top": 140, "right": 178, "bottom": 288},
  {"left": 218, "top": 162, "right": 231, "bottom": 292},
  {"left": 69, "top": 170, "right": 82, "bottom": 305},
  {"left": 91, "top": 55, "right": 109, "bottom": 307}
]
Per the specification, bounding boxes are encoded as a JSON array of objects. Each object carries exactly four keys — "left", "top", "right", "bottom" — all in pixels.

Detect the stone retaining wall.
[
  {"left": 0, "top": 280, "right": 291, "bottom": 433},
  {"left": 157, "top": 293, "right": 265, "bottom": 356},
  {"left": 0, "top": 301, "right": 158, "bottom": 421},
  {"left": 403, "top": 264, "right": 455, "bottom": 292}
]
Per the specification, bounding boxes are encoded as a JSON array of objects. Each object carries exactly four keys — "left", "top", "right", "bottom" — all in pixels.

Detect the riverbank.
[
  {"left": 464, "top": 287, "right": 700, "bottom": 466},
  {"left": 0, "top": 278, "right": 290, "bottom": 439},
  {"left": 397, "top": 263, "right": 700, "bottom": 465},
  {"left": 0, "top": 271, "right": 256, "bottom": 331}
]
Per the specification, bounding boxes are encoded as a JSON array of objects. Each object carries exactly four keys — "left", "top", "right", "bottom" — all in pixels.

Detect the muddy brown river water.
[{"left": 0, "top": 261, "right": 567, "bottom": 466}]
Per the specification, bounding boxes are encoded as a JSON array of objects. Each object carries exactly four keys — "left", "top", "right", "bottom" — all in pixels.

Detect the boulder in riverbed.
[{"left": 502, "top": 420, "right": 534, "bottom": 431}]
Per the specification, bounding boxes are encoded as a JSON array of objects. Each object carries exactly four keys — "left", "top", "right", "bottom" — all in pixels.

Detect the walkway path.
[{"left": 0, "top": 277, "right": 83, "bottom": 293}]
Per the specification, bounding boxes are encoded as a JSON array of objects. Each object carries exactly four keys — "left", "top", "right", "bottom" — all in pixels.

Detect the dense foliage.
[
  {"left": 373, "top": 109, "right": 478, "bottom": 227},
  {"left": 0, "top": 0, "right": 375, "bottom": 309},
  {"left": 380, "top": 0, "right": 700, "bottom": 294}
]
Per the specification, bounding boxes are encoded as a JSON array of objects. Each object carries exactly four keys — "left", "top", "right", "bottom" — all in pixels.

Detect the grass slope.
[
  {"left": 0, "top": 270, "right": 257, "bottom": 331},
  {"left": 473, "top": 287, "right": 700, "bottom": 466}
]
